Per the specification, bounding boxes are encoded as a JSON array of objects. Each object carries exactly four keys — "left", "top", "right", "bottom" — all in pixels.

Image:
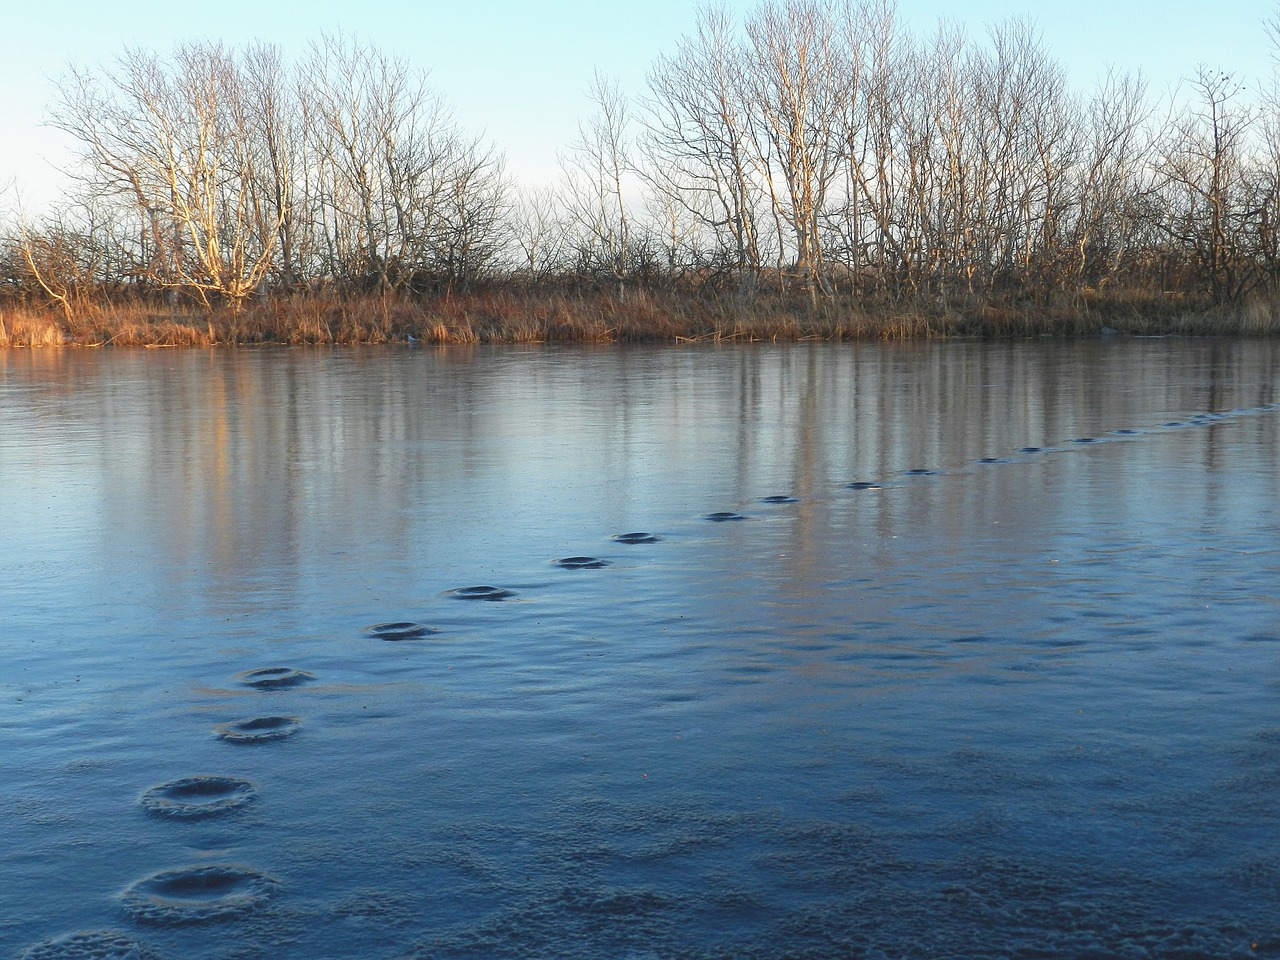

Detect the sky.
[{"left": 0, "top": 0, "right": 1275, "bottom": 215}]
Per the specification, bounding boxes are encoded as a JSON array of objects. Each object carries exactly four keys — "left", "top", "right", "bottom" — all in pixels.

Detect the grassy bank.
[{"left": 2, "top": 287, "right": 1279, "bottom": 348}]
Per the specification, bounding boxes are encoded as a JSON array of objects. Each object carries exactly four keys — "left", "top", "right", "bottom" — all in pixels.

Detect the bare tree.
[
  {"left": 561, "top": 70, "right": 645, "bottom": 288},
  {"left": 427, "top": 135, "right": 509, "bottom": 290},
  {"left": 509, "top": 185, "right": 569, "bottom": 282},
  {"left": 1155, "top": 68, "right": 1257, "bottom": 301},
  {"left": 742, "top": 0, "right": 845, "bottom": 302},
  {"left": 1067, "top": 69, "right": 1152, "bottom": 290},
  {"left": 49, "top": 42, "right": 285, "bottom": 310},
  {"left": 826, "top": 0, "right": 900, "bottom": 291},
  {"left": 298, "top": 33, "right": 455, "bottom": 291},
  {"left": 641, "top": 4, "right": 762, "bottom": 292},
  {"left": 241, "top": 42, "right": 303, "bottom": 290},
  {"left": 16, "top": 221, "right": 90, "bottom": 321},
  {"left": 1249, "top": 11, "right": 1280, "bottom": 289}
]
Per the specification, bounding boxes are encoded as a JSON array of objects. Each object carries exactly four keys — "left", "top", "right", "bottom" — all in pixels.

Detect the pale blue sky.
[{"left": 1, "top": 0, "right": 1274, "bottom": 211}]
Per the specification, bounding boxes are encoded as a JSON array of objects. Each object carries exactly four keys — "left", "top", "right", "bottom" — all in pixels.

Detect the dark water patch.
[
  {"left": 18, "top": 930, "right": 157, "bottom": 960},
  {"left": 329, "top": 887, "right": 423, "bottom": 930},
  {"left": 724, "top": 663, "right": 773, "bottom": 678},
  {"left": 235, "top": 667, "right": 316, "bottom": 689},
  {"left": 753, "top": 817, "right": 914, "bottom": 902},
  {"left": 451, "top": 586, "right": 515, "bottom": 601},
  {"left": 1221, "top": 858, "right": 1280, "bottom": 903},
  {"left": 1018, "top": 446, "right": 1043, "bottom": 453},
  {"left": 873, "top": 649, "right": 926, "bottom": 662},
  {"left": 1016, "top": 633, "right": 1089, "bottom": 649},
  {"left": 1072, "top": 437, "right": 1100, "bottom": 444},
  {"left": 845, "top": 621, "right": 894, "bottom": 633},
  {"left": 866, "top": 655, "right": 945, "bottom": 676},
  {"left": 1232, "top": 728, "right": 1280, "bottom": 763},
  {"left": 703, "top": 512, "right": 747, "bottom": 522},
  {"left": 846, "top": 481, "right": 881, "bottom": 490},
  {"left": 406, "top": 883, "right": 677, "bottom": 960},
  {"left": 975, "top": 457, "right": 1012, "bottom": 464},
  {"left": 1163, "top": 421, "right": 1184, "bottom": 427},
  {"left": 836, "top": 784, "right": 889, "bottom": 806},
  {"left": 902, "top": 468, "right": 939, "bottom": 476},
  {"left": 1111, "top": 428, "right": 1140, "bottom": 435},
  {"left": 365, "top": 621, "right": 434, "bottom": 641},
  {"left": 139, "top": 775, "right": 256, "bottom": 819},
  {"left": 120, "top": 864, "right": 279, "bottom": 924},
  {"left": 921, "top": 860, "right": 1249, "bottom": 957},
  {"left": 657, "top": 690, "right": 700, "bottom": 703},
  {"left": 760, "top": 495, "right": 799, "bottom": 504},
  {"left": 774, "top": 820, "right": 874, "bottom": 861},
  {"left": 943, "top": 746, "right": 1057, "bottom": 794},
  {"left": 557, "top": 885, "right": 674, "bottom": 918},
  {"left": 214, "top": 715, "right": 299, "bottom": 744},
  {"left": 756, "top": 850, "right": 1268, "bottom": 960},
  {"left": 543, "top": 796, "right": 758, "bottom": 861},
  {"left": 553, "top": 557, "right": 611, "bottom": 570},
  {"left": 612, "top": 532, "right": 660, "bottom": 544}
]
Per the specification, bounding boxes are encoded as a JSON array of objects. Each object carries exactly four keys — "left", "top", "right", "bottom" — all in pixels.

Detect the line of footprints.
[{"left": 18, "top": 401, "right": 1278, "bottom": 960}]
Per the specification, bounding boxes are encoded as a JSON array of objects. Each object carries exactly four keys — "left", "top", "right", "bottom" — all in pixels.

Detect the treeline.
[{"left": 3, "top": 1, "right": 1280, "bottom": 343}]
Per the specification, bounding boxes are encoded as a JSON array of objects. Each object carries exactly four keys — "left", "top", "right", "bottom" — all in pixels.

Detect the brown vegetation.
[{"left": 3, "top": 283, "right": 1277, "bottom": 349}]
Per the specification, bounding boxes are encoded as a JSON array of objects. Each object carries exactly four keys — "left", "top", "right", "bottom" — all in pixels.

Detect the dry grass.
[
  {"left": 0, "top": 310, "right": 66, "bottom": 347},
  {"left": 1228, "top": 293, "right": 1280, "bottom": 335},
  {"left": 2, "top": 286, "right": 1277, "bottom": 348}
]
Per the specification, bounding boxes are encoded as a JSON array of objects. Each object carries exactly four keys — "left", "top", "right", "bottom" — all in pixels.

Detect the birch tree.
[
  {"left": 297, "top": 33, "right": 451, "bottom": 290},
  {"left": 49, "top": 42, "right": 285, "bottom": 309},
  {"left": 641, "top": 4, "right": 762, "bottom": 291},
  {"left": 561, "top": 71, "right": 643, "bottom": 286},
  {"left": 742, "top": 0, "right": 845, "bottom": 301}
]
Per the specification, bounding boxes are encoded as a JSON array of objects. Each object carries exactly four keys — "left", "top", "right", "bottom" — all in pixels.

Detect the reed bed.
[{"left": 2, "top": 287, "right": 1278, "bottom": 348}]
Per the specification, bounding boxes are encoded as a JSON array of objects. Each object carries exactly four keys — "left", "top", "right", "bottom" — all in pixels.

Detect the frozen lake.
[{"left": 2, "top": 341, "right": 1278, "bottom": 959}]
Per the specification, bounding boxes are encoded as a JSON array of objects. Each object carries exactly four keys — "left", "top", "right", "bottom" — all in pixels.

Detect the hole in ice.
[
  {"left": 451, "top": 585, "right": 515, "bottom": 601},
  {"left": 554, "top": 557, "right": 611, "bottom": 569},
  {"left": 120, "top": 864, "right": 279, "bottom": 924},
  {"left": 214, "top": 716, "right": 299, "bottom": 744},
  {"left": 140, "top": 776, "right": 255, "bottom": 819},
  {"left": 365, "top": 622, "right": 433, "bottom": 641},
  {"left": 613, "top": 532, "right": 660, "bottom": 544},
  {"left": 236, "top": 667, "right": 315, "bottom": 689}
]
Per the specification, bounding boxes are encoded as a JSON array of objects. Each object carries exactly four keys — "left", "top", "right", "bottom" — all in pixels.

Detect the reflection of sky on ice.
[{"left": 1, "top": 341, "right": 1278, "bottom": 959}]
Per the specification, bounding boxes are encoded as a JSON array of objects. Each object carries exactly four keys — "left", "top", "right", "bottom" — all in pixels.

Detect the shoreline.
[{"left": 2, "top": 287, "right": 1278, "bottom": 348}]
